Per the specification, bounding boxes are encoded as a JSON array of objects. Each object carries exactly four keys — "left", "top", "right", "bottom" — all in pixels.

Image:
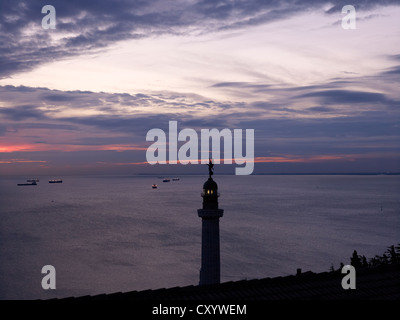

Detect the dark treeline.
[{"left": 330, "top": 244, "right": 400, "bottom": 272}]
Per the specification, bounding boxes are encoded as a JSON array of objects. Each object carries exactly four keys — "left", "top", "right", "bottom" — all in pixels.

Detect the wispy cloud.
[
  {"left": 0, "top": 158, "right": 47, "bottom": 164},
  {"left": 1, "top": 0, "right": 399, "bottom": 78},
  {"left": 1, "top": 80, "right": 399, "bottom": 173}
]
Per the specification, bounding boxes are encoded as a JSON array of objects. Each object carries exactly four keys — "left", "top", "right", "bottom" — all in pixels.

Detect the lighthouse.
[{"left": 198, "top": 159, "right": 224, "bottom": 285}]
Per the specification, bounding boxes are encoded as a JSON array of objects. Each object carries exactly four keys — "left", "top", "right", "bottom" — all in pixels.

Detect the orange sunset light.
[
  {"left": 101, "top": 154, "right": 360, "bottom": 166},
  {"left": 0, "top": 143, "right": 147, "bottom": 153},
  {"left": 254, "top": 155, "right": 357, "bottom": 163}
]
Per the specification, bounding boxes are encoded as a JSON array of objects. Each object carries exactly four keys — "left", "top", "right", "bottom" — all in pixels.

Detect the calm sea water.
[{"left": 0, "top": 174, "right": 399, "bottom": 300}]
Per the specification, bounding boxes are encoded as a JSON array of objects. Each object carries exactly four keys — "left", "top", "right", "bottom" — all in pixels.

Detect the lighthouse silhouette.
[{"left": 198, "top": 159, "right": 224, "bottom": 285}]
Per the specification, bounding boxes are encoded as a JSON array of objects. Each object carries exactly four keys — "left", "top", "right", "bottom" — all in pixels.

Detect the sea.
[{"left": 0, "top": 174, "right": 399, "bottom": 300}]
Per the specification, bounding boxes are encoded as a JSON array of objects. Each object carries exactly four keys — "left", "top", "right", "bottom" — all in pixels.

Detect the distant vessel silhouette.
[
  {"left": 163, "top": 178, "right": 170, "bottom": 182},
  {"left": 49, "top": 179, "right": 63, "bottom": 183},
  {"left": 172, "top": 178, "right": 180, "bottom": 181},
  {"left": 17, "top": 181, "right": 37, "bottom": 186},
  {"left": 152, "top": 184, "right": 158, "bottom": 189}
]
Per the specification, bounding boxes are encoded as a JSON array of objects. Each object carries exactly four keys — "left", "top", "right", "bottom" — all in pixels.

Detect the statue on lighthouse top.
[{"left": 207, "top": 158, "right": 214, "bottom": 178}]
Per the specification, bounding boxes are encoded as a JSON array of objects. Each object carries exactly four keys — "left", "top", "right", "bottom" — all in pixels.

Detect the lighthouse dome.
[
  {"left": 203, "top": 177, "right": 218, "bottom": 191},
  {"left": 202, "top": 177, "right": 219, "bottom": 200}
]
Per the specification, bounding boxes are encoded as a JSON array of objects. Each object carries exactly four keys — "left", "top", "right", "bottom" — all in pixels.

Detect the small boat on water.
[
  {"left": 49, "top": 179, "right": 63, "bottom": 183},
  {"left": 152, "top": 184, "right": 158, "bottom": 189},
  {"left": 163, "top": 178, "right": 170, "bottom": 182},
  {"left": 172, "top": 178, "right": 180, "bottom": 181},
  {"left": 17, "top": 181, "right": 37, "bottom": 186}
]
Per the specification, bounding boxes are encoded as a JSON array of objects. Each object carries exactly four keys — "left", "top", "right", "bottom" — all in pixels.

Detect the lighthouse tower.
[{"left": 198, "top": 159, "right": 224, "bottom": 285}]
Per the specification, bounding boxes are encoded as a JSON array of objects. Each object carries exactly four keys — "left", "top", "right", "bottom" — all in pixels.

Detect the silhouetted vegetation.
[{"left": 331, "top": 244, "right": 400, "bottom": 271}]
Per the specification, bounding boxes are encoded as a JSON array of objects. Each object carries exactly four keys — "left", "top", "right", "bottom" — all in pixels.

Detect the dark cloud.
[
  {"left": 250, "top": 101, "right": 280, "bottom": 110},
  {"left": 381, "top": 65, "right": 400, "bottom": 76},
  {"left": 72, "top": 136, "right": 137, "bottom": 146},
  {"left": 43, "top": 94, "right": 77, "bottom": 102},
  {"left": 296, "top": 90, "right": 390, "bottom": 104},
  {"left": 15, "top": 123, "right": 78, "bottom": 131},
  {"left": 1, "top": 0, "right": 399, "bottom": 78},
  {"left": 324, "top": 1, "right": 399, "bottom": 14},
  {"left": 0, "top": 105, "right": 48, "bottom": 121},
  {"left": 0, "top": 85, "right": 37, "bottom": 93},
  {"left": 388, "top": 54, "right": 400, "bottom": 61},
  {"left": 307, "top": 106, "right": 335, "bottom": 113},
  {"left": 237, "top": 110, "right": 400, "bottom": 140},
  {"left": 61, "top": 114, "right": 172, "bottom": 134}
]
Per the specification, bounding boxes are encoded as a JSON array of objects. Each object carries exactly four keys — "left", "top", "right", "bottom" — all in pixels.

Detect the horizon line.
[{"left": 2, "top": 172, "right": 400, "bottom": 177}]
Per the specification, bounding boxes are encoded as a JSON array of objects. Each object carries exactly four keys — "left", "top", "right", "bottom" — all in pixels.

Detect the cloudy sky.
[{"left": 0, "top": 0, "right": 399, "bottom": 175}]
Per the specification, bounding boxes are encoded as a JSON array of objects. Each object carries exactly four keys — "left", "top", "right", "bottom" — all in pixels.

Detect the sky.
[{"left": 0, "top": 0, "right": 399, "bottom": 175}]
